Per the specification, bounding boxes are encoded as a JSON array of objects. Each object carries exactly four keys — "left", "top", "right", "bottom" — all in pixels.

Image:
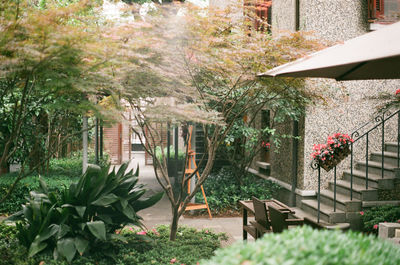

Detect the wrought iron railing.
[{"left": 311, "top": 109, "right": 400, "bottom": 222}]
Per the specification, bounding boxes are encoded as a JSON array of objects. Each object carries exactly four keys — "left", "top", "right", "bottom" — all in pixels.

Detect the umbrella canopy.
[{"left": 259, "top": 21, "right": 400, "bottom": 80}]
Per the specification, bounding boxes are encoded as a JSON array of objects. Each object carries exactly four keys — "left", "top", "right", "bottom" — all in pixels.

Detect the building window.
[{"left": 368, "top": 0, "right": 400, "bottom": 23}]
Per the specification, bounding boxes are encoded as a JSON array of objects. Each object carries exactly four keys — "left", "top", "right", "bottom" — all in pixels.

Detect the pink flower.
[
  {"left": 137, "top": 231, "right": 147, "bottom": 235},
  {"left": 373, "top": 224, "right": 378, "bottom": 229},
  {"left": 115, "top": 230, "right": 120, "bottom": 234},
  {"left": 170, "top": 258, "right": 177, "bottom": 264},
  {"left": 205, "top": 230, "right": 209, "bottom": 234},
  {"left": 396, "top": 89, "right": 400, "bottom": 95},
  {"left": 129, "top": 227, "right": 134, "bottom": 232},
  {"left": 360, "top": 211, "right": 364, "bottom": 216}
]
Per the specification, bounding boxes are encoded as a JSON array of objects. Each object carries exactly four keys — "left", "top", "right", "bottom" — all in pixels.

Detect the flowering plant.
[
  {"left": 311, "top": 133, "right": 354, "bottom": 171},
  {"left": 261, "top": 141, "right": 270, "bottom": 151}
]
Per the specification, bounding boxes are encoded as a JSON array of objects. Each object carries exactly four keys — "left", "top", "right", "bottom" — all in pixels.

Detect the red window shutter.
[
  {"left": 375, "top": 0, "right": 385, "bottom": 18},
  {"left": 368, "top": 0, "right": 385, "bottom": 20}
]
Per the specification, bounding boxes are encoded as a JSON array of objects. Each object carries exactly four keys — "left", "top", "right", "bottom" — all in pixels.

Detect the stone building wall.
[{"left": 271, "top": 0, "right": 400, "bottom": 190}]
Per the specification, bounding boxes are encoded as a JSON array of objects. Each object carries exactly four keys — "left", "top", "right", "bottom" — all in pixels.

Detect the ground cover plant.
[
  {"left": 201, "top": 226, "right": 400, "bottom": 265},
  {"left": 195, "top": 167, "right": 280, "bottom": 215},
  {"left": 7, "top": 162, "right": 163, "bottom": 262},
  {"left": 361, "top": 205, "right": 400, "bottom": 234},
  {"left": 0, "top": 223, "right": 226, "bottom": 265}
]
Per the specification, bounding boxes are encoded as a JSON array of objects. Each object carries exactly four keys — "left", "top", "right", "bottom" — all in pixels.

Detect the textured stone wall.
[
  {"left": 271, "top": 0, "right": 296, "bottom": 31},
  {"left": 272, "top": 0, "right": 400, "bottom": 190},
  {"left": 300, "top": 0, "right": 368, "bottom": 42},
  {"left": 303, "top": 79, "right": 399, "bottom": 190},
  {"left": 270, "top": 116, "right": 306, "bottom": 188}
]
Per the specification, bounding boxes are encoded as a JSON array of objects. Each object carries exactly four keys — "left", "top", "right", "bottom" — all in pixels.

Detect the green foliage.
[
  {"left": 0, "top": 223, "right": 28, "bottom": 265},
  {"left": 196, "top": 167, "right": 280, "bottom": 214},
  {"left": 201, "top": 226, "right": 400, "bottom": 265},
  {"left": 49, "top": 151, "right": 110, "bottom": 176},
  {"left": 0, "top": 152, "right": 109, "bottom": 214},
  {"left": 361, "top": 205, "right": 400, "bottom": 234},
  {"left": 155, "top": 145, "right": 186, "bottom": 161},
  {"left": 0, "top": 174, "right": 76, "bottom": 214},
  {"left": 8, "top": 162, "right": 163, "bottom": 262},
  {"left": 0, "top": 224, "right": 225, "bottom": 265}
]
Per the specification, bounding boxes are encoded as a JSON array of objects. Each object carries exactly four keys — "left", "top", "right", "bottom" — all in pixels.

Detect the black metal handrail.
[{"left": 311, "top": 108, "right": 400, "bottom": 223}]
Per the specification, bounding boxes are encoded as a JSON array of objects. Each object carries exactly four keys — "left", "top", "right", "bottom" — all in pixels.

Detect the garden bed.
[
  {"left": 0, "top": 223, "right": 227, "bottom": 265},
  {"left": 193, "top": 167, "right": 280, "bottom": 216}
]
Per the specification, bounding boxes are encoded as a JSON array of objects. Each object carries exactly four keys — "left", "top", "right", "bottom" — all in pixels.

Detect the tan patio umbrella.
[{"left": 259, "top": 21, "right": 400, "bottom": 80}]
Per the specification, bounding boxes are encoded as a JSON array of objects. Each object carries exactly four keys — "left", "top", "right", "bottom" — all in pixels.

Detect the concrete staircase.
[{"left": 293, "top": 141, "right": 399, "bottom": 229}]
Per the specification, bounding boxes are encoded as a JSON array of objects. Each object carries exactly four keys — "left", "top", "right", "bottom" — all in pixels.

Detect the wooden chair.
[
  {"left": 251, "top": 196, "right": 272, "bottom": 238},
  {"left": 268, "top": 204, "right": 303, "bottom": 233}
]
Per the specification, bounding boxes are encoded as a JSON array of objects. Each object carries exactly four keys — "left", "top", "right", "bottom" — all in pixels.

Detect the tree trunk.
[
  {"left": 169, "top": 206, "right": 180, "bottom": 241},
  {"left": 82, "top": 116, "right": 88, "bottom": 174}
]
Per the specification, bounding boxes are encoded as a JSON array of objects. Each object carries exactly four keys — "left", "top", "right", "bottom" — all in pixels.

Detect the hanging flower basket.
[{"left": 311, "top": 133, "right": 354, "bottom": 172}]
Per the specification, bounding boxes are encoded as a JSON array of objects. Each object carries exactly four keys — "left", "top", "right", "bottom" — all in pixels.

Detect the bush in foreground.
[
  {"left": 0, "top": 224, "right": 226, "bottom": 265},
  {"left": 201, "top": 226, "right": 400, "bottom": 265}
]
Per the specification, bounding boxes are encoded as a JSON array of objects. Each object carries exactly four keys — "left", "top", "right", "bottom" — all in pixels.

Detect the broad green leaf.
[
  {"left": 91, "top": 193, "right": 119, "bottom": 206},
  {"left": 109, "top": 233, "right": 128, "bottom": 243},
  {"left": 97, "top": 214, "right": 113, "bottom": 224},
  {"left": 134, "top": 165, "right": 139, "bottom": 177},
  {"left": 120, "top": 198, "right": 128, "bottom": 209},
  {"left": 6, "top": 210, "right": 23, "bottom": 221},
  {"left": 37, "top": 224, "right": 59, "bottom": 242},
  {"left": 87, "top": 221, "right": 106, "bottom": 241},
  {"left": 116, "top": 162, "right": 129, "bottom": 179},
  {"left": 122, "top": 204, "right": 137, "bottom": 220},
  {"left": 75, "top": 206, "right": 86, "bottom": 218},
  {"left": 133, "top": 192, "right": 164, "bottom": 212},
  {"left": 28, "top": 241, "right": 48, "bottom": 257},
  {"left": 58, "top": 224, "right": 71, "bottom": 239},
  {"left": 74, "top": 237, "right": 89, "bottom": 255},
  {"left": 57, "top": 238, "right": 76, "bottom": 262},
  {"left": 38, "top": 176, "right": 48, "bottom": 194}
]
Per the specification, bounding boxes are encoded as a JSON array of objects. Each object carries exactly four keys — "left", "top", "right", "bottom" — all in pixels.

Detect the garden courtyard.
[{"left": 2, "top": 0, "right": 400, "bottom": 264}]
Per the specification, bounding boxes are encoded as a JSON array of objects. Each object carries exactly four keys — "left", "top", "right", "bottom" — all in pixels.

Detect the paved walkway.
[{"left": 127, "top": 154, "right": 249, "bottom": 246}]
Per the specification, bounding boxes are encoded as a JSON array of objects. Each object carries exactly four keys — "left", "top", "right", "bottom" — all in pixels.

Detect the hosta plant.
[{"left": 7, "top": 162, "right": 163, "bottom": 262}]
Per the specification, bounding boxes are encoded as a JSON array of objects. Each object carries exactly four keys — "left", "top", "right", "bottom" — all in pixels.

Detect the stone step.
[
  {"left": 319, "top": 189, "right": 361, "bottom": 212},
  {"left": 385, "top": 142, "right": 400, "bottom": 153},
  {"left": 342, "top": 169, "right": 396, "bottom": 189},
  {"left": 371, "top": 151, "right": 400, "bottom": 167},
  {"left": 356, "top": 160, "right": 396, "bottom": 178},
  {"left": 301, "top": 199, "right": 347, "bottom": 223},
  {"left": 256, "top": 161, "right": 270, "bottom": 176},
  {"left": 330, "top": 180, "right": 378, "bottom": 201},
  {"left": 362, "top": 200, "right": 400, "bottom": 208},
  {"left": 292, "top": 207, "right": 350, "bottom": 230}
]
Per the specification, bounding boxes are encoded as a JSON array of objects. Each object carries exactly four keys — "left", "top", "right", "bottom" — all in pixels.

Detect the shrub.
[
  {"left": 0, "top": 223, "right": 226, "bottom": 265},
  {"left": 361, "top": 205, "right": 400, "bottom": 234},
  {"left": 49, "top": 151, "right": 109, "bottom": 176},
  {"left": 7, "top": 162, "right": 163, "bottom": 262},
  {"left": 0, "top": 151, "right": 109, "bottom": 215},
  {"left": 0, "top": 174, "right": 78, "bottom": 214},
  {"left": 196, "top": 167, "right": 280, "bottom": 214},
  {"left": 201, "top": 226, "right": 400, "bottom": 265},
  {"left": 155, "top": 145, "right": 186, "bottom": 161}
]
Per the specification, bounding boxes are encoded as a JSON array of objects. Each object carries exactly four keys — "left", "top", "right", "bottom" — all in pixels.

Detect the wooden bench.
[{"left": 240, "top": 199, "right": 294, "bottom": 240}]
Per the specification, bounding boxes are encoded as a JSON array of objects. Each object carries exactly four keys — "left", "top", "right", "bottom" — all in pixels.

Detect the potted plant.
[{"left": 311, "top": 133, "right": 354, "bottom": 171}]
